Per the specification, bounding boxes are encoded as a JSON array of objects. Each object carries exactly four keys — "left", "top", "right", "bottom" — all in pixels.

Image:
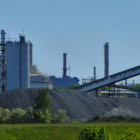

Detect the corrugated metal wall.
[{"left": 6, "top": 41, "right": 30, "bottom": 90}]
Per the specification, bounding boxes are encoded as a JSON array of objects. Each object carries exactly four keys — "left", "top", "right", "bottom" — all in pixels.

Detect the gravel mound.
[
  {"left": 0, "top": 88, "right": 39, "bottom": 109},
  {"left": 0, "top": 88, "right": 140, "bottom": 122}
]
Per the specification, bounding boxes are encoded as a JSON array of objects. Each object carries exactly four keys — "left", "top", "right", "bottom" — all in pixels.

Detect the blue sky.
[{"left": 1, "top": 0, "right": 140, "bottom": 83}]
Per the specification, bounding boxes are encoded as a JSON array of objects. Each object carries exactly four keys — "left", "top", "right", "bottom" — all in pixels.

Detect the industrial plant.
[
  {"left": 0, "top": 29, "right": 140, "bottom": 97},
  {"left": 0, "top": 30, "right": 79, "bottom": 92}
]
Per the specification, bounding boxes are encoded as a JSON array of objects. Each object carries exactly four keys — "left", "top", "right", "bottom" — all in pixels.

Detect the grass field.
[{"left": 0, "top": 123, "right": 140, "bottom": 140}]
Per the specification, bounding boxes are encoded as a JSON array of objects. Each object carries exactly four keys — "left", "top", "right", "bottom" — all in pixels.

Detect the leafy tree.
[
  {"left": 34, "top": 88, "right": 52, "bottom": 111},
  {"left": 33, "top": 109, "right": 47, "bottom": 123},
  {"left": 79, "top": 127, "right": 111, "bottom": 140},
  {"left": 0, "top": 108, "right": 10, "bottom": 123},
  {"left": 33, "top": 109, "right": 52, "bottom": 123},
  {"left": 33, "top": 88, "right": 53, "bottom": 123},
  {"left": 2, "top": 109, "right": 10, "bottom": 123},
  {"left": 52, "top": 109, "right": 69, "bottom": 123},
  {"left": 0, "top": 107, "right": 3, "bottom": 123},
  {"left": 25, "top": 107, "right": 34, "bottom": 123},
  {"left": 10, "top": 108, "right": 26, "bottom": 123},
  {"left": 44, "top": 109, "right": 52, "bottom": 123}
]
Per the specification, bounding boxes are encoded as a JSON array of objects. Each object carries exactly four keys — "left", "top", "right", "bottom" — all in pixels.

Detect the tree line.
[
  {"left": 87, "top": 116, "right": 140, "bottom": 123},
  {"left": 0, "top": 88, "right": 69, "bottom": 124}
]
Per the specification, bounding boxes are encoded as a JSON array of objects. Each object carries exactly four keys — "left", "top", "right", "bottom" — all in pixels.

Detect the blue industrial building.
[
  {"left": 49, "top": 53, "right": 79, "bottom": 88},
  {"left": 6, "top": 36, "right": 31, "bottom": 90},
  {"left": 50, "top": 76, "right": 79, "bottom": 88}
]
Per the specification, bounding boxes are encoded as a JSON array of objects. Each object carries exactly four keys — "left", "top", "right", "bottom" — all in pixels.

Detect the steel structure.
[
  {"left": 0, "top": 30, "right": 6, "bottom": 93},
  {"left": 77, "top": 65, "right": 140, "bottom": 92}
]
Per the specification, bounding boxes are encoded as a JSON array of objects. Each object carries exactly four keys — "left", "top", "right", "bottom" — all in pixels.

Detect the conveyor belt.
[{"left": 77, "top": 65, "right": 140, "bottom": 92}]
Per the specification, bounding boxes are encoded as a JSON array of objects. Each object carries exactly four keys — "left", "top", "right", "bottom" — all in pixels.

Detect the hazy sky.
[{"left": 1, "top": 0, "right": 140, "bottom": 83}]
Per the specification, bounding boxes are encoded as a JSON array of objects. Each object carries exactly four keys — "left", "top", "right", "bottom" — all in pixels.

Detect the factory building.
[
  {"left": 29, "top": 40, "right": 53, "bottom": 89},
  {"left": 30, "top": 73, "right": 52, "bottom": 89},
  {"left": 0, "top": 30, "right": 78, "bottom": 92},
  {"left": 50, "top": 53, "right": 79, "bottom": 88},
  {"left": 5, "top": 33, "right": 52, "bottom": 91},
  {"left": 6, "top": 36, "right": 30, "bottom": 91},
  {"left": 30, "top": 64, "right": 53, "bottom": 89},
  {"left": 50, "top": 76, "right": 79, "bottom": 88}
]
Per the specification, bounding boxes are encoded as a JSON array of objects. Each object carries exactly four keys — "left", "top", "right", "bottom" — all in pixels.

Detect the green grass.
[{"left": 0, "top": 123, "right": 140, "bottom": 140}]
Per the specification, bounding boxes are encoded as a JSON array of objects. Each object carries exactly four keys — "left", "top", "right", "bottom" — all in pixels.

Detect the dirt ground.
[{"left": 0, "top": 88, "right": 140, "bottom": 122}]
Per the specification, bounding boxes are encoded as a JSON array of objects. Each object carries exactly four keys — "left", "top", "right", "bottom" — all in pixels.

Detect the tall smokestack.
[
  {"left": 93, "top": 66, "right": 96, "bottom": 80},
  {"left": 104, "top": 42, "right": 109, "bottom": 77},
  {"left": 63, "top": 53, "right": 67, "bottom": 77}
]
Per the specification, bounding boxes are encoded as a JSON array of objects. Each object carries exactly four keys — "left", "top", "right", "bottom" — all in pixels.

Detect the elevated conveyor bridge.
[{"left": 77, "top": 65, "right": 140, "bottom": 92}]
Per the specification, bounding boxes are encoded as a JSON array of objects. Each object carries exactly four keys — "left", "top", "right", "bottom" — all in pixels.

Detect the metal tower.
[{"left": 0, "top": 30, "right": 6, "bottom": 93}]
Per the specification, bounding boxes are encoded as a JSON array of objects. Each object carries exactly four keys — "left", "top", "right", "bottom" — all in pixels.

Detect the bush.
[
  {"left": 25, "top": 107, "right": 34, "bottom": 123},
  {"left": 54, "top": 86, "right": 66, "bottom": 89},
  {"left": 10, "top": 108, "right": 26, "bottom": 123},
  {"left": 33, "top": 109, "right": 47, "bottom": 123},
  {"left": 100, "top": 86, "right": 109, "bottom": 91},
  {"left": 133, "top": 84, "right": 140, "bottom": 91},
  {"left": 44, "top": 109, "right": 52, "bottom": 123},
  {"left": 68, "top": 85, "right": 79, "bottom": 89},
  {"left": 0, "top": 108, "right": 10, "bottom": 123},
  {"left": 79, "top": 127, "right": 111, "bottom": 140},
  {"left": 87, "top": 116, "right": 140, "bottom": 123},
  {"left": 120, "top": 128, "right": 139, "bottom": 140},
  {"left": 2, "top": 109, "right": 10, "bottom": 123},
  {"left": 51, "top": 109, "right": 69, "bottom": 123}
]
